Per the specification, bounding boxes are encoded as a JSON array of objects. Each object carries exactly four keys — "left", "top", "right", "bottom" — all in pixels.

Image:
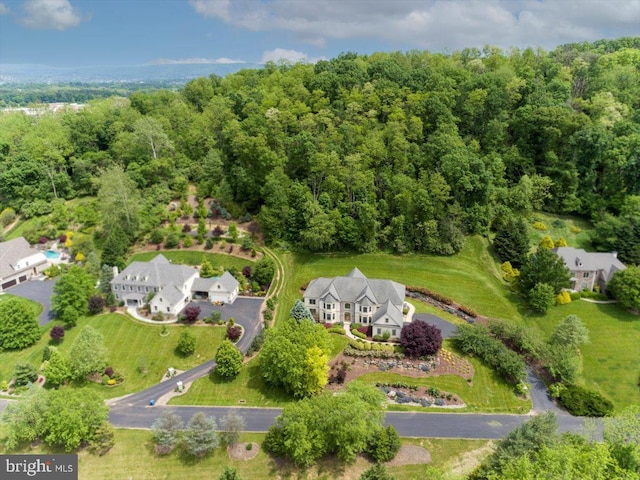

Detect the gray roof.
[
  {"left": 553, "top": 247, "right": 626, "bottom": 281},
  {"left": 157, "top": 283, "right": 186, "bottom": 305},
  {"left": 372, "top": 299, "right": 404, "bottom": 328},
  {"left": 111, "top": 254, "right": 197, "bottom": 288},
  {"left": 304, "top": 269, "right": 405, "bottom": 308},
  {"left": 219, "top": 271, "right": 239, "bottom": 292},
  {"left": 0, "top": 237, "right": 47, "bottom": 279},
  {"left": 191, "top": 271, "right": 238, "bottom": 293}
]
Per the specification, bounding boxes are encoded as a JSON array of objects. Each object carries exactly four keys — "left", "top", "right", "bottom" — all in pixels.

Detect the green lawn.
[
  {"left": 0, "top": 313, "right": 227, "bottom": 398},
  {"left": 4, "top": 216, "right": 41, "bottom": 240},
  {"left": 521, "top": 300, "right": 640, "bottom": 411},
  {"left": 0, "top": 425, "right": 489, "bottom": 479},
  {"left": 277, "top": 236, "right": 521, "bottom": 324},
  {"left": 170, "top": 334, "right": 350, "bottom": 407},
  {"left": 0, "top": 293, "right": 43, "bottom": 317},
  {"left": 128, "top": 250, "right": 253, "bottom": 270}
]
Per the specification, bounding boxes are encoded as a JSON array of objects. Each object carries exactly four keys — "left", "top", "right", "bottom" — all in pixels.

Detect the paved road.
[
  {"left": 5, "top": 278, "right": 57, "bottom": 325},
  {"left": 413, "top": 313, "right": 458, "bottom": 338},
  {"left": 0, "top": 399, "right": 601, "bottom": 440},
  {"left": 527, "top": 366, "right": 564, "bottom": 414}
]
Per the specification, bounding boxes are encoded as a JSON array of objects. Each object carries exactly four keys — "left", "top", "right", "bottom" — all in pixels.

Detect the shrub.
[
  {"left": 176, "top": 330, "right": 196, "bottom": 356},
  {"left": 183, "top": 235, "right": 193, "bottom": 247},
  {"left": 164, "top": 233, "right": 180, "bottom": 249},
  {"left": 226, "top": 325, "right": 242, "bottom": 342},
  {"left": 570, "top": 225, "right": 582, "bottom": 234},
  {"left": 242, "top": 265, "right": 252, "bottom": 278},
  {"left": 50, "top": 325, "right": 65, "bottom": 342},
  {"left": 539, "top": 235, "right": 555, "bottom": 249},
  {"left": 205, "top": 237, "right": 214, "bottom": 249},
  {"left": 263, "top": 310, "right": 273, "bottom": 321},
  {"left": 150, "top": 229, "right": 165, "bottom": 244},
  {"left": 533, "top": 221, "right": 547, "bottom": 231},
  {"left": 458, "top": 304, "right": 478, "bottom": 318},
  {"left": 104, "top": 366, "right": 114, "bottom": 378},
  {"left": 400, "top": 321, "right": 442, "bottom": 358},
  {"left": 88, "top": 295, "right": 106, "bottom": 314},
  {"left": 327, "top": 326, "right": 345, "bottom": 335},
  {"left": 528, "top": 282, "right": 556, "bottom": 313},
  {"left": 351, "top": 329, "right": 367, "bottom": 340},
  {"left": 366, "top": 426, "right": 401, "bottom": 462},
  {"left": 569, "top": 291, "right": 581, "bottom": 301},
  {"left": 455, "top": 324, "right": 527, "bottom": 385},
  {"left": 182, "top": 224, "right": 191, "bottom": 233},
  {"left": 406, "top": 286, "right": 453, "bottom": 305},
  {"left": 558, "top": 384, "right": 614, "bottom": 417},
  {"left": 183, "top": 305, "right": 201, "bottom": 323},
  {"left": 555, "top": 290, "right": 572, "bottom": 305},
  {"left": 214, "top": 340, "right": 243, "bottom": 378},
  {"left": 266, "top": 298, "right": 275, "bottom": 310},
  {"left": 13, "top": 363, "right": 38, "bottom": 386},
  {"left": 246, "top": 330, "right": 265, "bottom": 356}
]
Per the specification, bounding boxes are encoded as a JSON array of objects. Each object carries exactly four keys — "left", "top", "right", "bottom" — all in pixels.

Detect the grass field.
[
  {"left": 128, "top": 250, "right": 253, "bottom": 270},
  {"left": 521, "top": 300, "right": 640, "bottom": 410},
  {"left": 0, "top": 426, "right": 489, "bottom": 479},
  {"left": 0, "top": 313, "right": 226, "bottom": 398}
]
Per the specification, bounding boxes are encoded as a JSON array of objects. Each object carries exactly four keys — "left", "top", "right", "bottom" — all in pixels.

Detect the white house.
[
  {"left": 552, "top": 247, "right": 626, "bottom": 292},
  {"left": 303, "top": 267, "right": 409, "bottom": 339},
  {"left": 110, "top": 254, "right": 240, "bottom": 315},
  {"left": 111, "top": 254, "right": 198, "bottom": 314},
  {"left": 0, "top": 237, "right": 48, "bottom": 291},
  {"left": 191, "top": 271, "right": 239, "bottom": 304}
]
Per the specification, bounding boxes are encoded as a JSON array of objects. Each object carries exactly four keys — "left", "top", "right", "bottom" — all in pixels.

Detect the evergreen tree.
[
  {"left": 289, "top": 299, "right": 314, "bottom": 322},
  {"left": 182, "top": 413, "right": 219, "bottom": 457},
  {"left": 493, "top": 217, "right": 530, "bottom": 268}
]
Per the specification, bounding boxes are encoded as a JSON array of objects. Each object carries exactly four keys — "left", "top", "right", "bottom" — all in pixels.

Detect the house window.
[
  {"left": 392, "top": 329, "right": 396, "bottom": 336},
  {"left": 376, "top": 328, "right": 381, "bottom": 335},
  {"left": 344, "top": 303, "right": 351, "bottom": 309},
  {"left": 166, "top": 307, "right": 170, "bottom": 312},
  {"left": 361, "top": 306, "right": 369, "bottom": 314},
  {"left": 114, "top": 285, "right": 118, "bottom": 290},
  {"left": 583, "top": 272, "right": 589, "bottom": 278},
  {"left": 385, "top": 318, "right": 389, "bottom": 323},
  {"left": 309, "top": 299, "right": 316, "bottom": 305}
]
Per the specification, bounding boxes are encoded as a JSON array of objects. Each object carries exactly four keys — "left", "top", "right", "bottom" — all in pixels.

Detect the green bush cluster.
[
  {"left": 557, "top": 384, "right": 614, "bottom": 417},
  {"left": 327, "top": 326, "right": 345, "bottom": 335},
  {"left": 344, "top": 347, "right": 403, "bottom": 360},
  {"left": 455, "top": 324, "right": 527, "bottom": 385},
  {"left": 351, "top": 329, "right": 367, "bottom": 339},
  {"left": 406, "top": 286, "right": 454, "bottom": 305}
]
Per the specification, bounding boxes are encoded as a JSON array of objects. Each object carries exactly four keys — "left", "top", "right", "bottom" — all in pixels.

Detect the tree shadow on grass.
[{"left": 244, "top": 361, "right": 293, "bottom": 404}]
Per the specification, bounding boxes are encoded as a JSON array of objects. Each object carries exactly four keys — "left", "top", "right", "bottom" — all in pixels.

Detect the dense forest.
[{"left": 0, "top": 37, "right": 639, "bottom": 262}]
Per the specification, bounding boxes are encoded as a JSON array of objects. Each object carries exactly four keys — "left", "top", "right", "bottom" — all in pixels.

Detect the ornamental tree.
[
  {"left": 68, "top": 326, "right": 108, "bottom": 380},
  {"left": 289, "top": 299, "right": 314, "bottom": 322},
  {"left": 260, "top": 317, "right": 331, "bottom": 398},
  {"left": 528, "top": 282, "right": 556, "bottom": 313},
  {"left": 214, "top": 340, "right": 243, "bottom": 378},
  {"left": 183, "top": 305, "right": 201, "bottom": 323},
  {"left": 50, "top": 325, "right": 65, "bottom": 342},
  {"left": 519, "top": 248, "right": 572, "bottom": 295},
  {"left": 176, "top": 329, "right": 196, "bottom": 356},
  {"left": 182, "top": 412, "right": 219, "bottom": 457},
  {"left": 400, "top": 321, "right": 442, "bottom": 358},
  {"left": 219, "top": 413, "right": 246, "bottom": 446},
  {"left": 52, "top": 265, "right": 95, "bottom": 319},
  {"left": 0, "top": 298, "right": 41, "bottom": 350},
  {"left": 13, "top": 362, "right": 38, "bottom": 386},
  {"left": 549, "top": 315, "right": 589, "bottom": 350},
  {"left": 492, "top": 217, "right": 530, "bottom": 268},
  {"left": 151, "top": 410, "right": 183, "bottom": 455},
  {"left": 43, "top": 347, "right": 71, "bottom": 388}
]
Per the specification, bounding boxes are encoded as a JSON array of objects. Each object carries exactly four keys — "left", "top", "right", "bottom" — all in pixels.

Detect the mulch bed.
[
  {"left": 385, "top": 445, "right": 431, "bottom": 466},
  {"left": 228, "top": 443, "right": 259, "bottom": 460}
]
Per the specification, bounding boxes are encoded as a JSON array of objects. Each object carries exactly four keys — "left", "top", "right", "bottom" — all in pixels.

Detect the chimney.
[
  {"left": 612, "top": 251, "right": 618, "bottom": 258},
  {"left": 112, "top": 266, "right": 119, "bottom": 277}
]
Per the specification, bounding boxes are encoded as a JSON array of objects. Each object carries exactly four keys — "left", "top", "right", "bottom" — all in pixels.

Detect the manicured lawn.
[
  {"left": 0, "top": 425, "right": 490, "bottom": 479},
  {"left": 170, "top": 334, "right": 349, "bottom": 407},
  {"left": 4, "top": 216, "right": 41, "bottom": 240},
  {"left": 0, "top": 293, "right": 43, "bottom": 317},
  {"left": 526, "top": 212, "right": 594, "bottom": 250},
  {"left": 277, "top": 236, "right": 521, "bottom": 324},
  {"left": 128, "top": 250, "right": 253, "bottom": 271},
  {"left": 0, "top": 313, "right": 226, "bottom": 398},
  {"left": 522, "top": 300, "right": 640, "bottom": 411},
  {"left": 169, "top": 355, "right": 294, "bottom": 407}
]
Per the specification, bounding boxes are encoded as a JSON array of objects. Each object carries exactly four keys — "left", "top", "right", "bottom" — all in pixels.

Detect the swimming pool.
[{"left": 45, "top": 250, "right": 61, "bottom": 260}]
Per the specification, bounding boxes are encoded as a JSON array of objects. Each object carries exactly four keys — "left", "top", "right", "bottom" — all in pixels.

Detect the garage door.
[
  {"left": 19, "top": 275, "right": 28, "bottom": 283},
  {"left": 209, "top": 293, "right": 230, "bottom": 304},
  {"left": 1, "top": 279, "right": 17, "bottom": 290}
]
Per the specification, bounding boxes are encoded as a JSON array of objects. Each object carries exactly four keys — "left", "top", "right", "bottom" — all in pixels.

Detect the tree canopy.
[{"left": 0, "top": 298, "right": 41, "bottom": 350}]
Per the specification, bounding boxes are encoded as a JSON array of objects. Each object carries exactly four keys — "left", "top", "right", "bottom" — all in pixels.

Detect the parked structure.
[
  {"left": 0, "top": 237, "right": 48, "bottom": 291},
  {"left": 303, "top": 267, "right": 410, "bottom": 339},
  {"left": 553, "top": 247, "right": 626, "bottom": 292},
  {"left": 110, "top": 254, "right": 239, "bottom": 315}
]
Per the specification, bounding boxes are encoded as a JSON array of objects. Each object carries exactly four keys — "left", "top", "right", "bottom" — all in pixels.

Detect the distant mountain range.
[{"left": 0, "top": 63, "right": 263, "bottom": 84}]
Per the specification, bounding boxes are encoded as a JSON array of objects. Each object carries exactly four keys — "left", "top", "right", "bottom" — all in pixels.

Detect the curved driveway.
[{"left": 5, "top": 278, "right": 58, "bottom": 325}]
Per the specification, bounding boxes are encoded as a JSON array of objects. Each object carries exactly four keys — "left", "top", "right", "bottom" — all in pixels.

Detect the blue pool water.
[{"left": 45, "top": 250, "right": 61, "bottom": 260}]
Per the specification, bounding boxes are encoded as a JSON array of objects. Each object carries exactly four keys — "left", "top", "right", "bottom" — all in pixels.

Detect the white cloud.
[
  {"left": 20, "top": 0, "right": 84, "bottom": 31},
  {"left": 260, "top": 48, "right": 326, "bottom": 64},
  {"left": 0, "top": 3, "right": 10, "bottom": 15},
  {"left": 148, "top": 57, "right": 245, "bottom": 65},
  {"left": 190, "top": 0, "right": 640, "bottom": 51}
]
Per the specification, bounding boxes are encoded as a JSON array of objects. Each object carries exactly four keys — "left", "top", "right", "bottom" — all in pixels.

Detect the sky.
[{"left": 0, "top": 0, "right": 638, "bottom": 67}]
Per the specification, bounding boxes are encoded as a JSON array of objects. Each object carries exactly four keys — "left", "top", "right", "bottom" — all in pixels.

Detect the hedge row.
[
  {"left": 344, "top": 347, "right": 404, "bottom": 360},
  {"left": 407, "top": 286, "right": 454, "bottom": 305},
  {"left": 455, "top": 324, "right": 527, "bottom": 385},
  {"left": 557, "top": 384, "right": 614, "bottom": 417}
]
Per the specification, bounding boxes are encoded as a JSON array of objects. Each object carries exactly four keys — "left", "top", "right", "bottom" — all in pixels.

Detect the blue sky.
[{"left": 0, "top": 0, "right": 638, "bottom": 66}]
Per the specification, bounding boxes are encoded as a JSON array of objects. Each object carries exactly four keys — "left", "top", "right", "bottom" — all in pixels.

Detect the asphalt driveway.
[
  {"left": 4, "top": 278, "right": 58, "bottom": 325},
  {"left": 180, "top": 296, "right": 264, "bottom": 353},
  {"left": 413, "top": 313, "right": 458, "bottom": 338}
]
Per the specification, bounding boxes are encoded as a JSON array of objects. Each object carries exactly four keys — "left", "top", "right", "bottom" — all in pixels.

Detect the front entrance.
[{"left": 344, "top": 312, "right": 351, "bottom": 322}]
